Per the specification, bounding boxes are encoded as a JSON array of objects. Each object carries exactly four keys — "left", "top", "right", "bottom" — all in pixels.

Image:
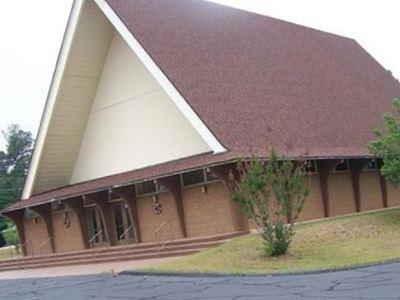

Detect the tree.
[
  {"left": 230, "top": 149, "right": 310, "bottom": 256},
  {"left": 0, "top": 124, "right": 34, "bottom": 232},
  {"left": 369, "top": 98, "right": 400, "bottom": 188}
]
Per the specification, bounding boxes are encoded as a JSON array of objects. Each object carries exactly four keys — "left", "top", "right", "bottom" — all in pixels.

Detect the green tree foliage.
[
  {"left": 230, "top": 149, "right": 310, "bottom": 256},
  {"left": 0, "top": 124, "right": 34, "bottom": 231},
  {"left": 369, "top": 98, "right": 400, "bottom": 188}
]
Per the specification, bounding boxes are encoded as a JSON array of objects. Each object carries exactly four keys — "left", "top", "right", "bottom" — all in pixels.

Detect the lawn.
[
  {"left": 0, "top": 246, "right": 16, "bottom": 261},
  {"left": 140, "top": 208, "right": 400, "bottom": 274}
]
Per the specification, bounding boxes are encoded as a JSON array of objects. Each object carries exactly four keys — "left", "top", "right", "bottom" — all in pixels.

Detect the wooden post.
[
  {"left": 113, "top": 185, "right": 141, "bottom": 243},
  {"left": 211, "top": 164, "right": 249, "bottom": 232},
  {"left": 316, "top": 160, "right": 340, "bottom": 218},
  {"left": 3, "top": 209, "right": 27, "bottom": 256},
  {"left": 31, "top": 203, "right": 55, "bottom": 253},
  {"left": 85, "top": 191, "right": 117, "bottom": 246},
  {"left": 349, "top": 159, "right": 369, "bottom": 213},
  {"left": 159, "top": 175, "right": 187, "bottom": 238},
  {"left": 377, "top": 159, "right": 388, "bottom": 208},
  {"left": 64, "top": 196, "right": 90, "bottom": 249}
]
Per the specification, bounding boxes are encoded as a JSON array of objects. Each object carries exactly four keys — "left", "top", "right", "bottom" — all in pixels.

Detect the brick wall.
[
  {"left": 298, "top": 175, "right": 324, "bottom": 221},
  {"left": 329, "top": 172, "right": 356, "bottom": 217},
  {"left": 52, "top": 210, "right": 85, "bottom": 253},
  {"left": 137, "top": 193, "right": 184, "bottom": 243},
  {"left": 182, "top": 182, "right": 237, "bottom": 237},
  {"left": 360, "top": 171, "right": 383, "bottom": 211},
  {"left": 23, "top": 217, "right": 52, "bottom": 256}
]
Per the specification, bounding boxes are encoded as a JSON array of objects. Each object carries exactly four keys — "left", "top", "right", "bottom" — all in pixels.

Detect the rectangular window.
[
  {"left": 136, "top": 180, "right": 157, "bottom": 195},
  {"left": 182, "top": 169, "right": 205, "bottom": 186},
  {"left": 305, "top": 160, "right": 318, "bottom": 173},
  {"left": 205, "top": 168, "right": 220, "bottom": 182},
  {"left": 365, "top": 159, "right": 378, "bottom": 170},
  {"left": 335, "top": 160, "right": 349, "bottom": 172}
]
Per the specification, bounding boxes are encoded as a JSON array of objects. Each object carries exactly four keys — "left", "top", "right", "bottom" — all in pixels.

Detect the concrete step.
[
  {"left": 0, "top": 240, "right": 223, "bottom": 269},
  {"left": 0, "top": 231, "right": 247, "bottom": 272},
  {"left": 0, "top": 231, "right": 246, "bottom": 266},
  {"left": 0, "top": 248, "right": 202, "bottom": 272}
]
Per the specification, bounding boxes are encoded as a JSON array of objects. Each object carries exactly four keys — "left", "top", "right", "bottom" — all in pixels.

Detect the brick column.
[
  {"left": 349, "top": 159, "right": 370, "bottom": 212},
  {"left": 113, "top": 185, "right": 141, "bottom": 243},
  {"left": 31, "top": 203, "right": 55, "bottom": 253},
  {"left": 316, "top": 160, "right": 340, "bottom": 218},
  {"left": 377, "top": 159, "right": 388, "bottom": 208},
  {"left": 211, "top": 164, "right": 249, "bottom": 232},
  {"left": 86, "top": 191, "right": 117, "bottom": 246},
  {"left": 64, "top": 196, "right": 90, "bottom": 249},
  {"left": 159, "top": 176, "right": 187, "bottom": 238},
  {"left": 3, "top": 209, "right": 27, "bottom": 256}
]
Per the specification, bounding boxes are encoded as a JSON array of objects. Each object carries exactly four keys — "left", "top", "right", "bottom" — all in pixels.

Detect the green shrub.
[
  {"left": 231, "top": 149, "right": 310, "bottom": 256},
  {"left": 3, "top": 224, "right": 20, "bottom": 247}
]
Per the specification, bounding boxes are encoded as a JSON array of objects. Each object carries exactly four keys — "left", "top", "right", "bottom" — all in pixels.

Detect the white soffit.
[
  {"left": 21, "top": 0, "right": 85, "bottom": 199},
  {"left": 94, "top": 0, "right": 227, "bottom": 154}
]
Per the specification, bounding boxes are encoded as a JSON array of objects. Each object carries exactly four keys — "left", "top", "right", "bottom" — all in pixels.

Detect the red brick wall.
[
  {"left": 298, "top": 175, "right": 324, "bottom": 221},
  {"left": 329, "top": 172, "right": 356, "bottom": 217},
  {"left": 137, "top": 193, "right": 184, "bottom": 243},
  {"left": 23, "top": 217, "right": 52, "bottom": 256},
  {"left": 182, "top": 182, "right": 237, "bottom": 237},
  {"left": 52, "top": 210, "right": 85, "bottom": 253},
  {"left": 360, "top": 171, "right": 383, "bottom": 211}
]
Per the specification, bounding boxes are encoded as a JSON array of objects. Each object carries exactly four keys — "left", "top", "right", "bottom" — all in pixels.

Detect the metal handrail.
[
  {"left": 37, "top": 237, "right": 53, "bottom": 257},
  {"left": 13, "top": 239, "right": 31, "bottom": 258},
  {"left": 119, "top": 225, "right": 134, "bottom": 241},
  {"left": 154, "top": 219, "right": 174, "bottom": 251},
  {"left": 89, "top": 229, "right": 103, "bottom": 248}
]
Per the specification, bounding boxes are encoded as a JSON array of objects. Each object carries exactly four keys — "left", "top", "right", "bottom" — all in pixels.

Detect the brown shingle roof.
[{"left": 3, "top": 0, "right": 400, "bottom": 212}]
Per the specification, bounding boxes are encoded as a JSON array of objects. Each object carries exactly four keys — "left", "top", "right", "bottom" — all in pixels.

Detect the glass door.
[
  {"left": 87, "top": 207, "right": 107, "bottom": 247},
  {"left": 112, "top": 202, "right": 136, "bottom": 244}
]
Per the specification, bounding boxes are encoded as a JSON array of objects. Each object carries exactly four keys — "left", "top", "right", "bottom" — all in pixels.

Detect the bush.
[
  {"left": 231, "top": 149, "right": 310, "bottom": 256},
  {"left": 3, "top": 224, "right": 20, "bottom": 247}
]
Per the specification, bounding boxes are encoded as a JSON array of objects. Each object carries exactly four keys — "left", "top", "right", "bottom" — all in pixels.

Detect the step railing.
[
  {"left": 89, "top": 229, "right": 103, "bottom": 249},
  {"left": 154, "top": 219, "right": 174, "bottom": 252},
  {"left": 119, "top": 225, "right": 135, "bottom": 241},
  {"left": 37, "top": 237, "right": 53, "bottom": 257}
]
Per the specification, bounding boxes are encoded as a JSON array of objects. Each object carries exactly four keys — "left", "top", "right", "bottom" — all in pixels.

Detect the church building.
[{"left": 2, "top": 0, "right": 400, "bottom": 263}]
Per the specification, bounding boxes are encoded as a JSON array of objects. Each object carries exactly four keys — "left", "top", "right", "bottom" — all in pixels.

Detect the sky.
[{"left": 0, "top": 0, "right": 399, "bottom": 151}]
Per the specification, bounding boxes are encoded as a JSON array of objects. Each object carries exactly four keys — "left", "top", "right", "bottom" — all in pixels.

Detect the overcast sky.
[{"left": 0, "top": 0, "right": 399, "bottom": 150}]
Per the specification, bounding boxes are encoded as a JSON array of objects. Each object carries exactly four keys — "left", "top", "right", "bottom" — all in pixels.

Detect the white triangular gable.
[{"left": 22, "top": 0, "right": 225, "bottom": 198}]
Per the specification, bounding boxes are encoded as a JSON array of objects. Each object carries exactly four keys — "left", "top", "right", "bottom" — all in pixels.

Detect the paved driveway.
[{"left": 1, "top": 262, "right": 400, "bottom": 299}]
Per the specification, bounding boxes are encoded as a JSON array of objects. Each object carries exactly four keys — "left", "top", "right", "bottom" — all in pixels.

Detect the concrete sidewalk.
[{"left": 0, "top": 256, "right": 180, "bottom": 280}]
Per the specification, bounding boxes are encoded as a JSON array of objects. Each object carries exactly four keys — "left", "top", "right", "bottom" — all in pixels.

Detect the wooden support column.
[
  {"left": 211, "top": 164, "right": 249, "bottom": 231},
  {"left": 158, "top": 175, "right": 187, "bottom": 238},
  {"left": 349, "top": 159, "right": 370, "bottom": 213},
  {"left": 377, "top": 159, "right": 388, "bottom": 208},
  {"left": 31, "top": 203, "right": 55, "bottom": 253},
  {"left": 64, "top": 196, "right": 90, "bottom": 249},
  {"left": 3, "top": 209, "right": 27, "bottom": 256},
  {"left": 113, "top": 185, "right": 141, "bottom": 243},
  {"left": 86, "top": 191, "right": 117, "bottom": 246},
  {"left": 317, "top": 160, "right": 340, "bottom": 218}
]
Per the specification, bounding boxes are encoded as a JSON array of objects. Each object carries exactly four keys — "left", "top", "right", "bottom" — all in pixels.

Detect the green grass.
[
  {"left": 0, "top": 246, "right": 16, "bottom": 261},
  {"left": 140, "top": 208, "right": 400, "bottom": 274}
]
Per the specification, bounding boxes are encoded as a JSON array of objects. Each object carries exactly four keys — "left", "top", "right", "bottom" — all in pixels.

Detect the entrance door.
[
  {"left": 112, "top": 202, "right": 136, "bottom": 244},
  {"left": 87, "top": 207, "right": 107, "bottom": 247}
]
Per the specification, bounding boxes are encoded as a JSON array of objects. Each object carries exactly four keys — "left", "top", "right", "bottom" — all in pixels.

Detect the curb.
[{"left": 119, "top": 258, "right": 400, "bottom": 278}]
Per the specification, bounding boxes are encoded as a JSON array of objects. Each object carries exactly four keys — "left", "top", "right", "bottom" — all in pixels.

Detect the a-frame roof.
[
  {"left": 103, "top": 0, "right": 400, "bottom": 158},
  {"left": 4, "top": 0, "right": 400, "bottom": 212}
]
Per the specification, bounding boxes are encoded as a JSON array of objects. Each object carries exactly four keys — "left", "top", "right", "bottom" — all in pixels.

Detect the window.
[
  {"left": 136, "top": 181, "right": 157, "bottom": 195},
  {"left": 205, "top": 168, "right": 220, "bottom": 182},
  {"left": 335, "top": 160, "right": 349, "bottom": 172},
  {"left": 305, "top": 160, "right": 318, "bottom": 173},
  {"left": 365, "top": 159, "right": 378, "bottom": 170},
  {"left": 181, "top": 168, "right": 220, "bottom": 187},
  {"left": 182, "top": 170, "right": 205, "bottom": 186},
  {"left": 135, "top": 180, "right": 167, "bottom": 196}
]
